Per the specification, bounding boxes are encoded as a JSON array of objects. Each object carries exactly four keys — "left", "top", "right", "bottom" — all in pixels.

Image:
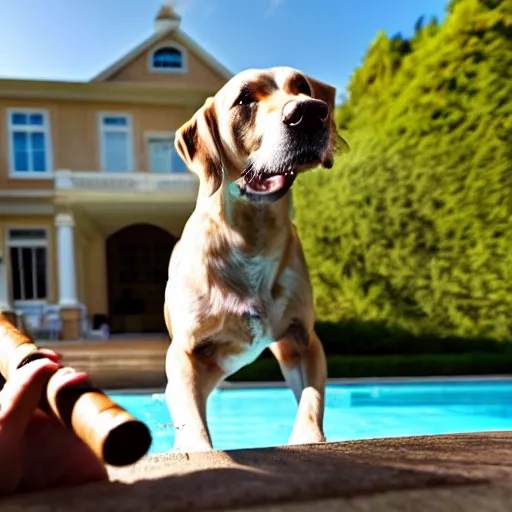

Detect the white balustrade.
[{"left": 54, "top": 170, "right": 198, "bottom": 194}]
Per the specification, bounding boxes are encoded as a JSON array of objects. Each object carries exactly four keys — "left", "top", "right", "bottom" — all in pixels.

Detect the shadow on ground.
[{"left": 2, "top": 432, "right": 512, "bottom": 511}]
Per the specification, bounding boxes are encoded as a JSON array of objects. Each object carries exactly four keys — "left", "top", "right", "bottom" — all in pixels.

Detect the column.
[
  {"left": 0, "top": 249, "right": 16, "bottom": 325},
  {"left": 56, "top": 213, "right": 78, "bottom": 306},
  {"left": 55, "top": 213, "right": 81, "bottom": 340}
]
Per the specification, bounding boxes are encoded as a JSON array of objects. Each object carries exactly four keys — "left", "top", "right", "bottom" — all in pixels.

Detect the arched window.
[{"left": 151, "top": 47, "right": 183, "bottom": 71}]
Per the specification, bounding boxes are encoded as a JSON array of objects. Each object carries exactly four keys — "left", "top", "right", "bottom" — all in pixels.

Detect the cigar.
[{"left": 0, "top": 314, "right": 152, "bottom": 467}]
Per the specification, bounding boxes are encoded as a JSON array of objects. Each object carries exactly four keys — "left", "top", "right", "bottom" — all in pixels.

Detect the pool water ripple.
[{"left": 108, "top": 380, "right": 512, "bottom": 453}]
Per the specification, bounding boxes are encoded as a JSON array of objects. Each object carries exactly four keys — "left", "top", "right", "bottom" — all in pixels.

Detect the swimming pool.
[{"left": 108, "top": 379, "right": 512, "bottom": 454}]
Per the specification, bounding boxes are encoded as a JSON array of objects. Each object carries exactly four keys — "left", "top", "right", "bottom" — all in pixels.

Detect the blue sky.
[{"left": 0, "top": 0, "right": 448, "bottom": 98}]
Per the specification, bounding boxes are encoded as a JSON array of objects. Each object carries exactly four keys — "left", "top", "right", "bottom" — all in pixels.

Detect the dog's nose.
[{"left": 282, "top": 100, "right": 329, "bottom": 133}]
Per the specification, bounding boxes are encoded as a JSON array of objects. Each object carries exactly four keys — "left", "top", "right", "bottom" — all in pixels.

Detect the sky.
[{"left": 0, "top": 0, "right": 449, "bottom": 100}]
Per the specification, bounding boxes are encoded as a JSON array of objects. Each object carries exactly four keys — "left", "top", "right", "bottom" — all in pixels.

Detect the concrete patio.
[
  {"left": 2, "top": 431, "right": 512, "bottom": 511},
  {"left": 5, "top": 338, "right": 504, "bottom": 510}
]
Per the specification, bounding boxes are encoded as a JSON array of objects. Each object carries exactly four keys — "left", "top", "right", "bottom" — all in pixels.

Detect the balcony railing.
[{"left": 54, "top": 170, "right": 198, "bottom": 195}]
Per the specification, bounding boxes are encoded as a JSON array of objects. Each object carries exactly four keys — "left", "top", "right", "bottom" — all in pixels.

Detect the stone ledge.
[
  {"left": 39, "top": 338, "right": 169, "bottom": 389},
  {"left": 2, "top": 432, "right": 512, "bottom": 511}
]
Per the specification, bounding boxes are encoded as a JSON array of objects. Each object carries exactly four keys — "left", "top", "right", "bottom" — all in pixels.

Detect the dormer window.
[{"left": 150, "top": 46, "right": 186, "bottom": 73}]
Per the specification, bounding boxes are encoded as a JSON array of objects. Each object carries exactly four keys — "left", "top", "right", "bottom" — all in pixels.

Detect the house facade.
[{"left": 0, "top": 4, "right": 232, "bottom": 340}]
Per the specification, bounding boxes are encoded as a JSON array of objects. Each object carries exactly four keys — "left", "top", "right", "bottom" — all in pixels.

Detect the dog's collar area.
[{"left": 243, "top": 310, "right": 261, "bottom": 319}]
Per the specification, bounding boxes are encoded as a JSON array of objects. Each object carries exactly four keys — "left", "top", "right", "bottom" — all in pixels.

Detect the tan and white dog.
[{"left": 164, "top": 66, "right": 340, "bottom": 452}]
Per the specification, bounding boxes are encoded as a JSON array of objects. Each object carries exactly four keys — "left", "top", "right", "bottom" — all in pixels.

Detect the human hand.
[{"left": 0, "top": 350, "right": 108, "bottom": 495}]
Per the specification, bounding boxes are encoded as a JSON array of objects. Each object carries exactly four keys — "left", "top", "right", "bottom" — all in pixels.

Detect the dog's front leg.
[
  {"left": 270, "top": 330, "right": 327, "bottom": 445},
  {"left": 165, "top": 340, "right": 223, "bottom": 453}
]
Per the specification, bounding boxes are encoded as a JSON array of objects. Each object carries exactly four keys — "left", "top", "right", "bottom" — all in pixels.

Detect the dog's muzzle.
[
  {"left": 282, "top": 99, "right": 329, "bottom": 135},
  {"left": 236, "top": 98, "right": 331, "bottom": 204}
]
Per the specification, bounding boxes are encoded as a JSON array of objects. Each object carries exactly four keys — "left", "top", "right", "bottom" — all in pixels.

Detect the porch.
[{"left": 1, "top": 169, "right": 198, "bottom": 341}]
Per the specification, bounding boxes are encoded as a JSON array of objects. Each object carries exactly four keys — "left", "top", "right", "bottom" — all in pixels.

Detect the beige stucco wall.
[
  {"left": 82, "top": 235, "right": 108, "bottom": 317},
  {"left": 0, "top": 28, "right": 227, "bottom": 324},
  {"left": 0, "top": 212, "right": 185, "bottom": 321},
  {"left": 0, "top": 99, "right": 198, "bottom": 189},
  {"left": 106, "top": 37, "right": 227, "bottom": 90}
]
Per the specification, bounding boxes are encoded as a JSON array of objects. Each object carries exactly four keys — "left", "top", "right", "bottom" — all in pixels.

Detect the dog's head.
[{"left": 175, "top": 66, "right": 340, "bottom": 204}]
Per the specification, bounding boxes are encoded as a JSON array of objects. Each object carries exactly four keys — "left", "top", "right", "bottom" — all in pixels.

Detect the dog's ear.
[
  {"left": 175, "top": 97, "right": 223, "bottom": 196},
  {"left": 306, "top": 76, "right": 336, "bottom": 117},
  {"left": 306, "top": 76, "right": 349, "bottom": 156}
]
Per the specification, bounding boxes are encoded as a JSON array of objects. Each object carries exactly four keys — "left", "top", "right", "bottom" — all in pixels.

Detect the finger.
[
  {"left": 46, "top": 366, "right": 90, "bottom": 396},
  {"left": 0, "top": 359, "right": 60, "bottom": 438},
  {"left": 37, "top": 348, "right": 62, "bottom": 364}
]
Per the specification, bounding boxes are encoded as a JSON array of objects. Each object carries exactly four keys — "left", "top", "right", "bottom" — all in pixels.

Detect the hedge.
[
  {"left": 229, "top": 352, "right": 512, "bottom": 382},
  {"left": 293, "top": 0, "right": 512, "bottom": 343}
]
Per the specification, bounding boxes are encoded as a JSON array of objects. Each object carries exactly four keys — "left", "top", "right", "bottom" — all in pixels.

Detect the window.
[
  {"left": 99, "top": 114, "right": 133, "bottom": 172},
  {"left": 7, "top": 110, "right": 52, "bottom": 176},
  {"left": 150, "top": 46, "right": 185, "bottom": 72},
  {"left": 148, "top": 135, "right": 188, "bottom": 173},
  {"left": 8, "top": 229, "right": 48, "bottom": 301}
]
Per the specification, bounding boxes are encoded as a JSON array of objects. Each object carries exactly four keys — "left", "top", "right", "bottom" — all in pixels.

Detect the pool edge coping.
[{"left": 106, "top": 373, "right": 512, "bottom": 394}]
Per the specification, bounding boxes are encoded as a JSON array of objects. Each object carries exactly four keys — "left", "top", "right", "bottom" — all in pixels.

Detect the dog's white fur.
[{"left": 163, "top": 66, "right": 339, "bottom": 452}]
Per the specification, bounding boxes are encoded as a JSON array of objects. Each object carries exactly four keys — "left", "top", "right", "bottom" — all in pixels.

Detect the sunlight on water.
[{"left": 108, "top": 380, "right": 512, "bottom": 454}]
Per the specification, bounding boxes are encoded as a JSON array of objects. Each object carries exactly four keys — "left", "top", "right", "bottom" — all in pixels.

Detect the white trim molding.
[
  {"left": 0, "top": 190, "right": 54, "bottom": 198},
  {"left": 148, "top": 41, "right": 188, "bottom": 75},
  {"left": 0, "top": 203, "right": 55, "bottom": 216},
  {"left": 6, "top": 108, "right": 54, "bottom": 178},
  {"left": 55, "top": 212, "right": 75, "bottom": 228}
]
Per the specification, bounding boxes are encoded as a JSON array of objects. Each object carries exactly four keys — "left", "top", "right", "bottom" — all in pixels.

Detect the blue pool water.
[{"left": 108, "top": 379, "right": 512, "bottom": 454}]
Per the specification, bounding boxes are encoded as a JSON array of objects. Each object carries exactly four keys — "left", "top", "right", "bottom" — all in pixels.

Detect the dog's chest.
[
  {"left": 218, "top": 281, "right": 294, "bottom": 375},
  {"left": 212, "top": 252, "right": 299, "bottom": 374},
  {"left": 219, "top": 310, "right": 277, "bottom": 374}
]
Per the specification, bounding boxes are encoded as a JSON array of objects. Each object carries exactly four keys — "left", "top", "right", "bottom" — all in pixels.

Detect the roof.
[
  {"left": 90, "top": 27, "right": 233, "bottom": 83},
  {"left": 0, "top": 78, "right": 218, "bottom": 107}
]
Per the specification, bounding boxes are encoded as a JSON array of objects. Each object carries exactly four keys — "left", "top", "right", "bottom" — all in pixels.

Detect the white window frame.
[
  {"left": 148, "top": 43, "right": 188, "bottom": 74},
  {"left": 6, "top": 226, "right": 50, "bottom": 305},
  {"left": 145, "top": 131, "right": 189, "bottom": 173},
  {"left": 7, "top": 108, "right": 53, "bottom": 179},
  {"left": 98, "top": 112, "right": 134, "bottom": 172}
]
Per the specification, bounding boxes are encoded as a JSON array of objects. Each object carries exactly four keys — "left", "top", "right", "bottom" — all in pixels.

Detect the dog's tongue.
[{"left": 246, "top": 174, "right": 286, "bottom": 194}]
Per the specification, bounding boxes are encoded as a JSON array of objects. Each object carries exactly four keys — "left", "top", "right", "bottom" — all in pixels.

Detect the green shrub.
[
  {"left": 313, "top": 320, "right": 509, "bottom": 355},
  {"left": 294, "top": 0, "right": 512, "bottom": 342},
  {"left": 229, "top": 352, "right": 512, "bottom": 381}
]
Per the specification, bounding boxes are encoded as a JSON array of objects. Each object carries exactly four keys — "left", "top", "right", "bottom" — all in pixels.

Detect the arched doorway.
[{"left": 106, "top": 224, "right": 177, "bottom": 334}]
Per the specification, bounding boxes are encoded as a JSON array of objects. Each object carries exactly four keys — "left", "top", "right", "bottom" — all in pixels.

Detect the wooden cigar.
[{"left": 0, "top": 314, "right": 152, "bottom": 467}]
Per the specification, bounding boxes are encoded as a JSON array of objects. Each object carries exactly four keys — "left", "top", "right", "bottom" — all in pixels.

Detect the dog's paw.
[
  {"left": 288, "top": 429, "right": 326, "bottom": 446},
  {"left": 173, "top": 437, "right": 215, "bottom": 454}
]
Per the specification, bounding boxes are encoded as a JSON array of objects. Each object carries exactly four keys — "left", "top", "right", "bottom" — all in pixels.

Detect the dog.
[{"left": 164, "top": 66, "right": 340, "bottom": 452}]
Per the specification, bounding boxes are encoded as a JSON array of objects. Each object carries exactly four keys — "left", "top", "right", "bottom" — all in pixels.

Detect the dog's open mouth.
[
  {"left": 237, "top": 170, "right": 297, "bottom": 203},
  {"left": 245, "top": 172, "right": 293, "bottom": 194}
]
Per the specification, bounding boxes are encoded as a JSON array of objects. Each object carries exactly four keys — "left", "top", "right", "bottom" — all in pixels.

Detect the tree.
[{"left": 295, "top": 0, "right": 512, "bottom": 342}]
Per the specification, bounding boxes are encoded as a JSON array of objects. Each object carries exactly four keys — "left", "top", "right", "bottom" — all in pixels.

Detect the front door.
[{"left": 106, "top": 224, "right": 176, "bottom": 334}]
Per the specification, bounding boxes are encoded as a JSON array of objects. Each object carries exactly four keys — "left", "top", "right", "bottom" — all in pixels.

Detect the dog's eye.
[
  {"left": 297, "top": 79, "right": 311, "bottom": 96},
  {"left": 234, "top": 89, "right": 255, "bottom": 107}
]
